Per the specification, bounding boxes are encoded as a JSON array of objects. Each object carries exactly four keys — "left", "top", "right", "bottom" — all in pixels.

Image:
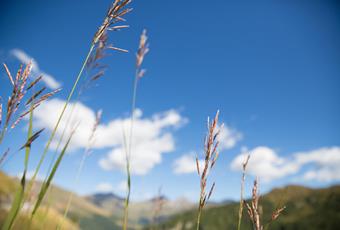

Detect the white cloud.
[
  {"left": 230, "top": 146, "right": 340, "bottom": 183},
  {"left": 11, "top": 49, "right": 61, "bottom": 89},
  {"left": 303, "top": 167, "right": 340, "bottom": 182},
  {"left": 295, "top": 147, "right": 340, "bottom": 182},
  {"left": 230, "top": 146, "right": 299, "bottom": 182},
  {"left": 172, "top": 123, "right": 241, "bottom": 175},
  {"left": 219, "top": 125, "right": 242, "bottom": 150},
  {"left": 33, "top": 98, "right": 186, "bottom": 175},
  {"left": 294, "top": 147, "right": 340, "bottom": 167},
  {"left": 173, "top": 153, "right": 204, "bottom": 174},
  {"left": 95, "top": 182, "right": 114, "bottom": 193}
]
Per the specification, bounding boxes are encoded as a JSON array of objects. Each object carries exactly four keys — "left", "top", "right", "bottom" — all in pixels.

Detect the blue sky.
[{"left": 0, "top": 0, "right": 340, "bottom": 202}]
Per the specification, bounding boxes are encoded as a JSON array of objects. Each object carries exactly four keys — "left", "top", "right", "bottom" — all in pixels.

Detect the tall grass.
[
  {"left": 245, "top": 178, "right": 286, "bottom": 230},
  {"left": 27, "top": 0, "right": 131, "bottom": 193},
  {"left": 122, "top": 29, "right": 149, "bottom": 230},
  {"left": 41, "top": 29, "right": 111, "bottom": 228},
  {"left": 1, "top": 63, "right": 58, "bottom": 230},
  {"left": 237, "top": 154, "right": 250, "bottom": 230},
  {"left": 1, "top": 1, "right": 132, "bottom": 229},
  {"left": 0, "top": 2, "right": 291, "bottom": 230},
  {"left": 27, "top": 0, "right": 132, "bottom": 221},
  {"left": 195, "top": 111, "right": 221, "bottom": 230},
  {"left": 31, "top": 126, "right": 77, "bottom": 218},
  {"left": 1, "top": 108, "right": 34, "bottom": 230},
  {"left": 152, "top": 187, "right": 164, "bottom": 229}
]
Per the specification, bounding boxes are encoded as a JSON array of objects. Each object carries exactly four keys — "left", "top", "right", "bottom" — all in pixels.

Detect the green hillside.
[
  {"left": 1, "top": 171, "right": 340, "bottom": 230},
  {"left": 149, "top": 185, "right": 340, "bottom": 230},
  {"left": 0, "top": 171, "right": 190, "bottom": 229},
  {"left": 0, "top": 171, "right": 117, "bottom": 229}
]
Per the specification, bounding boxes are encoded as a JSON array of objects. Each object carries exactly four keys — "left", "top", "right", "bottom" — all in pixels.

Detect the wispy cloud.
[
  {"left": 295, "top": 147, "right": 340, "bottom": 182},
  {"left": 230, "top": 146, "right": 340, "bottom": 183},
  {"left": 33, "top": 98, "right": 187, "bottom": 175},
  {"left": 10, "top": 49, "right": 61, "bottom": 89}
]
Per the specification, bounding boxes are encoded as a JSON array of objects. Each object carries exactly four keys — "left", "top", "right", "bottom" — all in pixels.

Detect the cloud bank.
[
  {"left": 33, "top": 98, "right": 186, "bottom": 175},
  {"left": 231, "top": 146, "right": 340, "bottom": 182}
]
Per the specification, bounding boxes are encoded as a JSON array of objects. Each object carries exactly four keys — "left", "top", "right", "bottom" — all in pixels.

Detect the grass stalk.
[
  {"left": 122, "top": 69, "right": 137, "bottom": 230},
  {"left": 122, "top": 29, "right": 149, "bottom": 230},
  {"left": 237, "top": 154, "right": 250, "bottom": 230},
  {"left": 1, "top": 106, "right": 34, "bottom": 230},
  {"left": 27, "top": 44, "right": 95, "bottom": 193},
  {"left": 196, "top": 207, "right": 202, "bottom": 230},
  {"left": 195, "top": 111, "right": 221, "bottom": 230},
  {"left": 31, "top": 127, "right": 76, "bottom": 218}
]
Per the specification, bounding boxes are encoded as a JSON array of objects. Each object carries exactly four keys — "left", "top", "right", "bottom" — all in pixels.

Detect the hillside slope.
[
  {"left": 0, "top": 171, "right": 192, "bottom": 229},
  {"left": 0, "top": 171, "right": 117, "bottom": 229},
  {"left": 150, "top": 185, "right": 340, "bottom": 230}
]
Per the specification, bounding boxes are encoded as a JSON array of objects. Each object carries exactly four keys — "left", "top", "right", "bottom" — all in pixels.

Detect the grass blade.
[
  {"left": 1, "top": 106, "right": 34, "bottom": 230},
  {"left": 1, "top": 176, "right": 25, "bottom": 230},
  {"left": 27, "top": 44, "right": 95, "bottom": 194},
  {"left": 31, "top": 128, "right": 75, "bottom": 217}
]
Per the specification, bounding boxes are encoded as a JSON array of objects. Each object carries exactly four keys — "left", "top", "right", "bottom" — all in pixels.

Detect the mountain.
[
  {"left": 149, "top": 185, "right": 340, "bottom": 230},
  {"left": 2, "top": 170, "right": 340, "bottom": 230},
  {"left": 86, "top": 192, "right": 194, "bottom": 227},
  {"left": 0, "top": 171, "right": 193, "bottom": 229},
  {"left": 0, "top": 171, "right": 118, "bottom": 230}
]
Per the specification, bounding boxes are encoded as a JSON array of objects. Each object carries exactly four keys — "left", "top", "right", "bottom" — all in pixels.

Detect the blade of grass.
[
  {"left": 122, "top": 124, "right": 131, "bottom": 230},
  {"left": 31, "top": 127, "right": 76, "bottom": 218},
  {"left": 26, "top": 44, "right": 95, "bottom": 199},
  {"left": 1, "top": 177, "right": 25, "bottom": 230},
  {"left": 122, "top": 29, "right": 149, "bottom": 230}
]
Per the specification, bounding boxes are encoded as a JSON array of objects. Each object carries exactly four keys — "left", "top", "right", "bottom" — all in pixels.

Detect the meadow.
[{"left": 0, "top": 0, "right": 339, "bottom": 229}]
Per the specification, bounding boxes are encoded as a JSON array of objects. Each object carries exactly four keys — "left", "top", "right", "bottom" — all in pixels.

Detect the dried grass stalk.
[
  {"left": 123, "top": 28, "right": 149, "bottom": 230},
  {"left": 152, "top": 187, "right": 165, "bottom": 229},
  {"left": 196, "top": 110, "right": 221, "bottom": 230},
  {"left": 237, "top": 154, "right": 250, "bottom": 230},
  {"left": 246, "top": 178, "right": 262, "bottom": 230},
  {"left": 246, "top": 179, "right": 286, "bottom": 230},
  {"left": 26, "top": 0, "right": 132, "bottom": 205},
  {"left": 0, "top": 148, "right": 10, "bottom": 167}
]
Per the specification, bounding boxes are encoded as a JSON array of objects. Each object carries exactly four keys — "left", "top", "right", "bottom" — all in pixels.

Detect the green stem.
[
  {"left": 196, "top": 206, "right": 202, "bottom": 230},
  {"left": 44, "top": 101, "right": 78, "bottom": 182},
  {"left": 26, "top": 44, "right": 95, "bottom": 195},
  {"left": 122, "top": 70, "right": 139, "bottom": 230},
  {"left": 1, "top": 106, "right": 34, "bottom": 230},
  {"left": 122, "top": 160, "right": 131, "bottom": 230}
]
